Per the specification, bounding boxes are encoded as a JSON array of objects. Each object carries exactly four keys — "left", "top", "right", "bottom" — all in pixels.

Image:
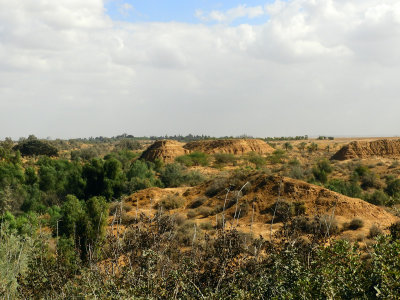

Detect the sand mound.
[
  {"left": 140, "top": 140, "right": 187, "bottom": 163},
  {"left": 183, "top": 139, "right": 274, "bottom": 155},
  {"left": 331, "top": 139, "right": 400, "bottom": 160},
  {"left": 126, "top": 173, "right": 397, "bottom": 238}
]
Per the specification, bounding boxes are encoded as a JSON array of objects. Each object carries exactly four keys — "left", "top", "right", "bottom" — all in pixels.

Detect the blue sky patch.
[{"left": 104, "top": 0, "right": 276, "bottom": 25}]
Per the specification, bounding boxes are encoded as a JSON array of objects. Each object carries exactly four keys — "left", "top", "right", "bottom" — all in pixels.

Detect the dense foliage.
[{"left": 2, "top": 136, "right": 400, "bottom": 299}]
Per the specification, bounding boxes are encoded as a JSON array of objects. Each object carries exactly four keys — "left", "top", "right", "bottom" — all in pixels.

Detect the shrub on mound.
[{"left": 155, "top": 194, "right": 185, "bottom": 210}]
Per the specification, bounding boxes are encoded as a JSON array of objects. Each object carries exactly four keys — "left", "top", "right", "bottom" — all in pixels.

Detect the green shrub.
[
  {"left": 247, "top": 152, "right": 266, "bottom": 169},
  {"left": 267, "top": 149, "right": 286, "bottom": 164},
  {"left": 312, "top": 159, "right": 333, "bottom": 184},
  {"left": 160, "top": 163, "right": 205, "bottom": 187},
  {"left": 182, "top": 170, "right": 205, "bottom": 186},
  {"left": 364, "top": 190, "right": 389, "bottom": 206},
  {"left": 386, "top": 178, "right": 400, "bottom": 197},
  {"left": 175, "top": 152, "right": 209, "bottom": 167},
  {"left": 13, "top": 137, "right": 58, "bottom": 157},
  {"left": 326, "top": 179, "right": 363, "bottom": 198}
]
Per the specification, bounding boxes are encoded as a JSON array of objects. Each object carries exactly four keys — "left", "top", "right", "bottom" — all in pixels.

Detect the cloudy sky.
[{"left": 1, "top": 0, "right": 400, "bottom": 139}]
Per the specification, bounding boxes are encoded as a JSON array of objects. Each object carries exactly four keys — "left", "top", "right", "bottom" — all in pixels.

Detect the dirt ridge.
[
  {"left": 331, "top": 139, "right": 400, "bottom": 160},
  {"left": 183, "top": 139, "right": 274, "bottom": 155},
  {"left": 140, "top": 140, "right": 187, "bottom": 163}
]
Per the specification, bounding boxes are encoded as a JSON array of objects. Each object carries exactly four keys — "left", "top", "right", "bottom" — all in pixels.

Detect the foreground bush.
[{"left": 1, "top": 209, "right": 400, "bottom": 299}]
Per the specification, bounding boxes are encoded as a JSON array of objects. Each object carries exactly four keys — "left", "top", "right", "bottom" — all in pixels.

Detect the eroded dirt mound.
[
  {"left": 332, "top": 139, "right": 400, "bottom": 160},
  {"left": 140, "top": 140, "right": 187, "bottom": 163},
  {"left": 125, "top": 172, "right": 397, "bottom": 239},
  {"left": 183, "top": 139, "right": 274, "bottom": 155}
]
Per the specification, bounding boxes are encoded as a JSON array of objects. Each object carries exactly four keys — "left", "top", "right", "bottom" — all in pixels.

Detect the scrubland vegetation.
[{"left": 2, "top": 135, "right": 400, "bottom": 298}]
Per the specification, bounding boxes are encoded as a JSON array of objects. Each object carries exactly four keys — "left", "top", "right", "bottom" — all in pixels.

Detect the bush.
[
  {"left": 364, "top": 190, "right": 389, "bottom": 206},
  {"left": 326, "top": 179, "right": 363, "bottom": 198},
  {"left": 247, "top": 152, "right": 266, "bottom": 169},
  {"left": 213, "top": 153, "right": 237, "bottom": 166},
  {"left": 199, "top": 222, "right": 214, "bottom": 231},
  {"left": 288, "top": 165, "right": 305, "bottom": 180},
  {"left": 389, "top": 221, "right": 400, "bottom": 240},
  {"left": 187, "top": 210, "right": 198, "bottom": 219},
  {"left": 188, "top": 196, "right": 207, "bottom": 209},
  {"left": 267, "top": 150, "right": 286, "bottom": 164},
  {"left": 13, "top": 137, "right": 58, "bottom": 157},
  {"left": 159, "top": 163, "right": 185, "bottom": 187},
  {"left": 386, "top": 178, "right": 400, "bottom": 197},
  {"left": 231, "top": 202, "right": 250, "bottom": 219},
  {"left": 175, "top": 152, "right": 209, "bottom": 167},
  {"left": 360, "top": 172, "right": 381, "bottom": 189},
  {"left": 182, "top": 170, "right": 205, "bottom": 186},
  {"left": 109, "top": 201, "right": 132, "bottom": 216},
  {"left": 293, "top": 202, "right": 306, "bottom": 215},
  {"left": 205, "top": 177, "right": 228, "bottom": 197},
  {"left": 155, "top": 194, "right": 185, "bottom": 210},
  {"left": 368, "top": 225, "right": 383, "bottom": 238},
  {"left": 160, "top": 163, "right": 205, "bottom": 187},
  {"left": 197, "top": 206, "right": 214, "bottom": 217},
  {"left": 271, "top": 201, "right": 294, "bottom": 222},
  {"left": 71, "top": 147, "right": 99, "bottom": 161},
  {"left": 348, "top": 218, "right": 364, "bottom": 230},
  {"left": 176, "top": 221, "right": 197, "bottom": 246},
  {"left": 115, "top": 139, "right": 142, "bottom": 151},
  {"left": 312, "top": 159, "right": 333, "bottom": 184}
]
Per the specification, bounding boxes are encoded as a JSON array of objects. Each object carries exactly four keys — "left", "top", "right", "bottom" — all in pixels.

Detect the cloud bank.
[{"left": 1, "top": 0, "right": 400, "bottom": 138}]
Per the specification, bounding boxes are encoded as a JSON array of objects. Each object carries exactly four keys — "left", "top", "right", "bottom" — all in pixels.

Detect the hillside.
[{"left": 125, "top": 172, "right": 397, "bottom": 239}]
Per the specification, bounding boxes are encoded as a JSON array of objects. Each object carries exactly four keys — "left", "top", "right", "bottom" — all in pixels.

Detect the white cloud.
[
  {"left": 196, "top": 4, "right": 265, "bottom": 24},
  {"left": 1, "top": 0, "right": 400, "bottom": 138}
]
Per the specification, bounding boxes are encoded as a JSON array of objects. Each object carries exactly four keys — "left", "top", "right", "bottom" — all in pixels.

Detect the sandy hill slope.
[
  {"left": 140, "top": 140, "right": 187, "bottom": 163},
  {"left": 125, "top": 173, "right": 397, "bottom": 239},
  {"left": 183, "top": 139, "right": 274, "bottom": 155},
  {"left": 331, "top": 139, "right": 400, "bottom": 160}
]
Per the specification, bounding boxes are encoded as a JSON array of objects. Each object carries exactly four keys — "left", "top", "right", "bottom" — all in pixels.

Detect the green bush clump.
[
  {"left": 247, "top": 152, "right": 266, "bottom": 169},
  {"left": 364, "top": 190, "right": 390, "bottom": 206},
  {"left": 160, "top": 163, "right": 205, "bottom": 187},
  {"left": 267, "top": 149, "right": 286, "bottom": 164},
  {"left": 326, "top": 179, "right": 363, "bottom": 198},
  {"left": 175, "top": 152, "right": 209, "bottom": 167}
]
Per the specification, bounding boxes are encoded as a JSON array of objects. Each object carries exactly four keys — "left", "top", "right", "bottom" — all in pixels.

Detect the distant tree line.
[
  {"left": 265, "top": 135, "right": 309, "bottom": 141},
  {"left": 318, "top": 136, "right": 335, "bottom": 140}
]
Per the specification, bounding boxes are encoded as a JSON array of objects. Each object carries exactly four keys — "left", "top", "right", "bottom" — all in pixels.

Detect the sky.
[{"left": 1, "top": 0, "right": 400, "bottom": 139}]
